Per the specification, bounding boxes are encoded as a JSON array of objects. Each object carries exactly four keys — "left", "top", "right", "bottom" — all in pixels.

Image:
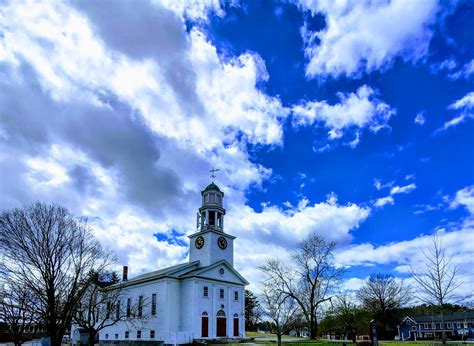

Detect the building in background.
[{"left": 398, "top": 312, "right": 474, "bottom": 341}]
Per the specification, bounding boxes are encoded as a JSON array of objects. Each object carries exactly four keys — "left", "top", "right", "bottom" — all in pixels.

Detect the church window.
[
  {"left": 203, "top": 286, "right": 209, "bottom": 297},
  {"left": 217, "top": 310, "right": 226, "bottom": 316},
  {"left": 151, "top": 294, "right": 157, "bottom": 315},
  {"left": 219, "top": 288, "right": 225, "bottom": 299},
  {"left": 205, "top": 194, "right": 210, "bottom": 203},
  {"left": 115, "top": 334, "right": 118, "bottom": 340},
  {"left": 116, "top": 300, "right": 120, "bottom": 320},
  {"left": 105, "top": 334, "right": 108, "bottom": 339},
  {"left": 137, "top": 330, "right": 141, "bottom": 339},
  {"left": 150, "top": 330, "right": 155, "bottom": 339},
  {"left": 125, "top": 331, "right": 129, "bottom": 339},
  {"left": 210, "top": 193, "right": 215, "bottom": 203},
  {"left": 234, "top": 291, "right": 239, "bottom": 301},
  {"left": 126, "top": 298, "right": 131, "bottom": 317},
  {"left": 138, "top": 295, "right": 143, "bottom": 317}
]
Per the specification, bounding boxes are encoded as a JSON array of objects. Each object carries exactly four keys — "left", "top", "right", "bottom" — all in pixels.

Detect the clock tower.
[{"left": 188, "top": 182, "right": 235, "bottom": 267}]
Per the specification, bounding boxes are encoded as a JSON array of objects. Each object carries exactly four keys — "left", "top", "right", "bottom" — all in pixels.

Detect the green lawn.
[
  {"left": 225, "top": 337, "right": 471, "bottom": 346},
  {"left": 245, "top": 331, "right": 300, "bottom": 339}
]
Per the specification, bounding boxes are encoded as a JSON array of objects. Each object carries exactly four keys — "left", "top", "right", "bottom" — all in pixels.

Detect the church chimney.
[{"left": 122, "top": 266, "right": 128, "bottom": 282}]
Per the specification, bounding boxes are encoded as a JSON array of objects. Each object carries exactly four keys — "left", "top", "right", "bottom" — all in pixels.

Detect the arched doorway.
[
  {"left": 233, "top": 313, "right": 239, "bottom": 337},
  {"left": 201, "top": 312, "right": 208, "bottom": 337},
  {"left": 216, "top": 310, "right": 226, "bottom": 337}
]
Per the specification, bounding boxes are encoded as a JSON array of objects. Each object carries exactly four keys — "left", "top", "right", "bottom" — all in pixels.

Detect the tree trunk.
[
  {"left": 309, "top": 313, "right": 317, "bottom": 339},
  {"left": 440, "top": 308, "right": 446, "bottom": 345},
  {"left": 50, "top": 334, "right": 62, "bottom": 346},
  {"left": 89, "top": 330, "right": 97, "bottom": 346},
  {"left": 277, "top": 334, "right": 282, "bottom": 346}
]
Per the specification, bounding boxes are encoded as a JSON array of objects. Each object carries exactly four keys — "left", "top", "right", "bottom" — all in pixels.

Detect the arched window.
[
  {"left": 217, "top": 310, "right": 226, "bottom": 317},
  {"left": 233, "top": 313, "right": 238, "bottom": 318},
  {"left": 202, "top": 312, "right": 208, "bottom": 316}
]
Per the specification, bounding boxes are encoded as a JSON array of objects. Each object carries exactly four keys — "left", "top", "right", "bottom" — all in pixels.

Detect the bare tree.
[
  {"left": 409, "top": 233, "right": 461, "bottom": 344},
  {"left": 357, "top": 273, "right": 412, "bottom": 339},
  {"left": 74, "top": 272, "right": 148, "bottom": 346},
  {"left": 0, "top": 283, "right": 41, "bottom": 346},
  {"left": 260, "top": 233, "right": 342, "bottom": 339},
  {"left": 0, "top": 203, "right": 113, "bottom": 346},
  {"left": 259, "top": 285, "right": 299, "bottom": 346}
]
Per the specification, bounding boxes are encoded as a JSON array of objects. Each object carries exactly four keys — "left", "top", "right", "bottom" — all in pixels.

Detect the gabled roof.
[
  {"left": 400, "top": 311, "right": 474, "bottom": 324},
  {"left": 110, "top": 261, "right": 200, "bottom": 288},
  {"left": 179, "top": 260, "right": 249, "bottom": 285},
  {"left": 414, "top": 311, "right": 474, "bottom": 322}
]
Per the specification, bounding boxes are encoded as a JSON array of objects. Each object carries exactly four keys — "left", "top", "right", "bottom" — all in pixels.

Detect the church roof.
[
  {"left": 203, "top": 182, "right": 221, "bottom": 192},
  {"left": 110, "top": 261, "right": 200, "bottom": 288},
  {"left": 107, "top": 259, "right": 248, "bottom": 289}
]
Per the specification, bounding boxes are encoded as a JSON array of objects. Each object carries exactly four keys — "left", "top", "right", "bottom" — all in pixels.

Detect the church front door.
[{"left": 217, "top": 318, "right": 226, "bottom": 337}]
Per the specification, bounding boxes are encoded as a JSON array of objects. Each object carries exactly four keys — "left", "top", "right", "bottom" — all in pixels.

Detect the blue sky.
[{"left": 0, "top": 0, "right": 473, "bottom": 295}]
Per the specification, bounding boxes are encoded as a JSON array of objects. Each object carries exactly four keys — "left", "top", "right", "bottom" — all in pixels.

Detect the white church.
[{"left": 99, "top": 182, "right": 248, "bottom": 344}]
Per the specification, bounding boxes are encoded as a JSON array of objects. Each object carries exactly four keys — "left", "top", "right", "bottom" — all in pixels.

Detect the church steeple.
[
  {"left": 189, "top": 178, "right": 235, "bottom": 267},
  {"left": 197, "top": 182, "right": 225, "bottom": 232}
]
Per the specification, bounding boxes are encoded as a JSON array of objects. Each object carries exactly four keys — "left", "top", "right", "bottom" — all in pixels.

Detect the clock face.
[
  {"left": 217, "top": 236, "right": 227, "bottom": 249},
  {"left": 195, "top": 236, "right": 205, "bottom": 249}
]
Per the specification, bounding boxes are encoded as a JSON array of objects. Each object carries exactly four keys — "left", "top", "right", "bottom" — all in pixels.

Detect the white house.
[{"left": 99, "top": 182, "right": 248, "bottom": 344}]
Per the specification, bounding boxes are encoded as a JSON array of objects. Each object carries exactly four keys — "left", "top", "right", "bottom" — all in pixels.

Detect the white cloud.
[
  {"left": 374, "top": 196, "right": 394, "bottom": 208},
  {"left": 436, "top": 92, "right": 474, "bottom": 133},
  {"left": 415, "top": 112, "right": 426, "bottom": 125},
  {"left": 292, "top": 85, "right": 395, "bottom": 145},
  {"left": 450, "top": 186, "right": 474, "bottom": 214},
  {"left": 0, "top": 0, "right": 290, "bottom": 276},
  {"left": 373, "top": 183, "right": 416, "bottom": 209},
  {"left": 296, "top": 0, "right": 439, "bottom": 78},
  {"left": 229, "top": 194, "right": 371, "bottom": 249},
  {"left": 449, "top": 92, "right": 474, "bottom": 111},
  {"left": 390, "top": 183, "right": 417, "bottom": 195},
  {"left": 449, "top": 59, "right": 474, "bottom": 80}
]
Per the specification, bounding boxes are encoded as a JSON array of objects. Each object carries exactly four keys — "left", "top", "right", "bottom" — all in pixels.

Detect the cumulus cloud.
[
  {"left": 229, "top": 194, "right": 371, "bottom": 249},
  {"left": 450, "top": 186, "right": 474, "bottom": 214},
  {"left": 296, "top": 0, "right": 439, "bottom": 78},
  {"left": 0, "top": 0, "right": 289, "bottom": 274},
  {"left": 292, "top": 85, "right": 395, "bottom": 145}
]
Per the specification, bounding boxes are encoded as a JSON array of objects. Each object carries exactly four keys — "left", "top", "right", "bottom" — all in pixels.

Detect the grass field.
[
  {"left": 245, "top": 331, "right": 300, "bottom": 339},
  {"left": 218, "top": 337, "right": 473, "bottom": 346}
]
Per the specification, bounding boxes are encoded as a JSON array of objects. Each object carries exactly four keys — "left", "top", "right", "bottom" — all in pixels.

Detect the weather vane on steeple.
[{"left": 209, "top": 167, "right": 220, "bottom": 182}]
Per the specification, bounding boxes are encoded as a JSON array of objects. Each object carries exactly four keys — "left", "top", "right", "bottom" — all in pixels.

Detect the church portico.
[{"left": 99, "top": 180, "right": 248, "bottom": 345}]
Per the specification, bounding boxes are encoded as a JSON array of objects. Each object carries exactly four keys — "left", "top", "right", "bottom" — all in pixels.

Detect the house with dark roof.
[
  {"left": 98, "top": 182, "right": 248, "bottom": 344},
  {"left": 398, "top": 312, "right": 474, "bottom": 341}
]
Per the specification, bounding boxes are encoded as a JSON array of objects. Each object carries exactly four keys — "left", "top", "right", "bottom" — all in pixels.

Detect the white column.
[{"left": 205, "top": 210, "right": 209, "bottom": 228}]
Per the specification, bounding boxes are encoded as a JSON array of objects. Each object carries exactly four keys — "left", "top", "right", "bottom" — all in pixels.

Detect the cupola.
[{"left": 197, "top": 182, "right": 225, "bottom": 232}]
